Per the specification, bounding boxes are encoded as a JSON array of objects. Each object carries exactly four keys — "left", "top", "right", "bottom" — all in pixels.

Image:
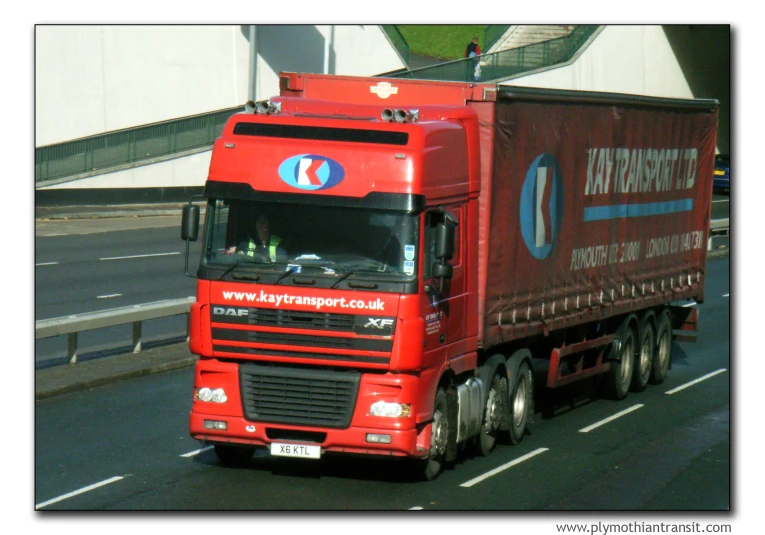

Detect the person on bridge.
[
  {"left": 464, "top": 37, "right": 481, "bottom": 58},
  {"left": 234, "top": 213, "right": 287, "bottom": 262},
  {"left": 464, "top": 37, "right": 482, "bottom": 81}
]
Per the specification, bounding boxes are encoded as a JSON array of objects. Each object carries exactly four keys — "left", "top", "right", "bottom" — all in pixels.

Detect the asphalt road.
[
  {"left": 33, "top": 256, "right": 730, "bottom": 512},
  {"left": 35, "top": 216, "right": 201, "bottom": 367}
]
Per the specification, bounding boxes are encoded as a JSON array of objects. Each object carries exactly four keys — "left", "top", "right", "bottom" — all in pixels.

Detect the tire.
[
  {"left": 508, "top": 361, "right": 532, "bottom": 445},
  {"left": 603, "top": 320, "right": 637, "bottom": 400},
  {"left": 422, "top": 388, "right": 449, "bottom": 481},
  {"left": 214, "top": 444, "right": 254, "bottom": 466},
  {"left": 650, "top": 310, "right": 673, "bottom": 385},
  {"left": 477, "top": 374, "right": 508, "bottom": 456},
  {"left": 631, "top": 314, "right": 655, "bottom": 392}
]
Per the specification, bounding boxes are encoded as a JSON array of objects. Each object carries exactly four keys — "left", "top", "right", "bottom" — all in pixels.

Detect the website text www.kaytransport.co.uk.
[{"left": 222, "top": 290, "right": 386, "bottom": 311}]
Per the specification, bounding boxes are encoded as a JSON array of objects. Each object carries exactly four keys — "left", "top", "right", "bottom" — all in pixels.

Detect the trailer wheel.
[
  {"left": 422, "top": 387, "right": 449, "bottom": 480},
  {"left": 631, "top": 314, "right": 655, "bottom": 392},
  {"left": 477, "top": 374, "right": 508, "bottom": 456},
  {"left": 603, "top": 320, "right": 637, "bottom": 400},
  {"left": 508, "top": 361, "right": 532, "bottom": 445},
  {"left": 214, "top": 444, "right": 254, "bottom": 466},
  {"left": 650, "top": 310, "right": 673, "bottom": 385}
]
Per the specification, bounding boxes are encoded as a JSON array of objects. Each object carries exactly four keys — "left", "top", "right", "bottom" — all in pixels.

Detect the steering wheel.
[{"left": 239, "top": 248, "right": 270, "bottom": 263}]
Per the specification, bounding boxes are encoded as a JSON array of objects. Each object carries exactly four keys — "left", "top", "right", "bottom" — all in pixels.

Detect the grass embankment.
[{"left": 396, "top": 25, "right": 485, "bottom": 60}]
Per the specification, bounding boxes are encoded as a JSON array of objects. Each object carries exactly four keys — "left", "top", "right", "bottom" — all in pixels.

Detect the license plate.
[{"left": 270, "top": 442, "right": 321, "bottom": 459}]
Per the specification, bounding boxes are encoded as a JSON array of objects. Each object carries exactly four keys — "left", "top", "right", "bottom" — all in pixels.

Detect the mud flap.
[{"left": 671, "top": 305, "right": 699, "bottom": 343}]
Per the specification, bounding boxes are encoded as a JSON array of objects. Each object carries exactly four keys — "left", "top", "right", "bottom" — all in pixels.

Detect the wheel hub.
[
  {"left": 430, "top": 411, "right": 447, "bottom": 457},
  {"left": 620, "top": 338, "right": 634, "bottom": 384},
  {"left": 640, "top": 334, "right": 652, "bottom": 375},
  {"left": 485, "top": 389, "right": 499, "bottom": 431},
  {"left": 513, "top": 376, "right": 527, "bottom": 428}
]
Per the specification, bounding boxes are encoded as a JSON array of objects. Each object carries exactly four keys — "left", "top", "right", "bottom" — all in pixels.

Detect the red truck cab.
[{"left": 183, "top": 74, "right": 489, "bottom": 478}]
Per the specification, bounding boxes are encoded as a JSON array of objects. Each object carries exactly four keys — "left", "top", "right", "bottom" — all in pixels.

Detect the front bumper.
[
  {"left": 189, "top": 358, "right": 431, "bottom": 458},
  {"left": 190, "top": 412, "right": 424, "bottom": 457}
]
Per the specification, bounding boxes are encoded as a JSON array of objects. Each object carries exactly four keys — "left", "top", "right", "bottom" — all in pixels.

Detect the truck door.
[{"left": 421, "top": 206, "right": 466, "bottom": 350}]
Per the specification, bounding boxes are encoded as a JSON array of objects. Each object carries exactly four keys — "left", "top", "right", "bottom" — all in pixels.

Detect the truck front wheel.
[{"left": 422, "top": 388, "right": 449, "bottom": 480}]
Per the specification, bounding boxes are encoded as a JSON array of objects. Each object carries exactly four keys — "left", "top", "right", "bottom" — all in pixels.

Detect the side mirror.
[
  {"left": 434, "top": 221, "right": 455, "bottom": 260},
  {"left": 432, "top": 261, "right": 453, "bottom": 280},
  {"left": 181, "top": 204, "right": 200, "bottom": 241}
]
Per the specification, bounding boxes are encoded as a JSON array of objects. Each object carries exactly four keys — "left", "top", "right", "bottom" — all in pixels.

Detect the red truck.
[{"left": 181, "top": 73, "right": 718, "bottom": 480}]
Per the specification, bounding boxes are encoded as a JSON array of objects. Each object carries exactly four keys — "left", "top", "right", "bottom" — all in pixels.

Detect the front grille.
[
  {"left": 240, "top": 363, "right": 360, "bottom": 428},
  {"left": 212, "top": 327, "right": 392, "bottom": 351},
  {"left": 214, "top": 345, "right": 390, "bottom": 364},
  {"left": 211, "top": 305, "right": 355, "bottom": 331},
  {"left": 250, "top": 309, "right": 355, "bottom": 331}
]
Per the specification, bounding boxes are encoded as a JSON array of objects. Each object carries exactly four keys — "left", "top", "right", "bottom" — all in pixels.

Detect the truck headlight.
[
  {"left": 196, "top": 387, "right": 227, "bottom": 403},
  {"left": 369, "top": 401, "right": 411, "bottom": 418}
]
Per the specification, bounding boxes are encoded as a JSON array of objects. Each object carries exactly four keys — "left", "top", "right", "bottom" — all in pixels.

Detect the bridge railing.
[
  {"left": 35, "top": 107, "right": 241, "bottom": 185},
  {"left": 388, "top": 25, "right": 600, "bottom": 83}
]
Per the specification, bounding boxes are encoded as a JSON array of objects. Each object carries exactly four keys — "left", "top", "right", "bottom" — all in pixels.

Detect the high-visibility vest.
[{"left": 247, "top": 235, "right": 281, "bottom": 261}]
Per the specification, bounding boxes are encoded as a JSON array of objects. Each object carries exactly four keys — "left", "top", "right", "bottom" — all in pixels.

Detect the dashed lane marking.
[
  {"left": 665, "top": 369, "right": 727, "bottom": 395},
  {"left": 100, "top": 252, "right": 181, "bottom": 261},
  {"left": 36, "top": 476, "right": 124, "bottom": 509},
  {"left": 35, "top": 262, "right": 59, "bottom": 266},
  {"left": 579, "top": 404, "right": 644, "bottom": 433},
  {"left": 460, "top": 447, "right": 549, "bottom": 488},
  {"left": 180, "top": 446, "right": 214, "bottom": 458},
  {"left": 96, "top": 294, "right": 123, "bottom": 299}
]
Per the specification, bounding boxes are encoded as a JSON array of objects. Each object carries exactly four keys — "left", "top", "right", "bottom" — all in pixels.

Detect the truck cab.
[{"left": 183, "top": 75, "right": 488, "bottom": 478}]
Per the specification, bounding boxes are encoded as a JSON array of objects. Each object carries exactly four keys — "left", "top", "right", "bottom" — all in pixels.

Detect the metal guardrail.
[
  {"left": 35, "top": 107, "right": 242, "bottom": 184},
  {"left": 35, "top": 297, "right": 195, "bottom": 364}
]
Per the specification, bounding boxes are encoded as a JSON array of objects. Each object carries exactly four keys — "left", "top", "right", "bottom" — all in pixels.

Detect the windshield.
[{"left": 202, "top": 198, "right": 419, "bottom": 283}]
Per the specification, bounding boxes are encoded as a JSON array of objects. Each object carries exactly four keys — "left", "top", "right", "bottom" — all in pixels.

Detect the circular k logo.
[
  {"left": 519, "top": 153, "right": 564, "bottom": 259},
  {"left": 278, "top": 154, "right": 345, "bottom": 191}
]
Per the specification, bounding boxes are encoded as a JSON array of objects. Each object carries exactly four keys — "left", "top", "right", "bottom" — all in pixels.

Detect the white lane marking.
[
  {"left": 682, "top": 302, "right": 696, "bottom": 307},
  {"left": 100, "top": 252, "right": 181, "bottom": 261},
  {"left": 97, "top": 294, "right": 123, "bottom": 299},
  {"left": 36, "top": 476, "right": 124, "bottom": 509},
  {"left": 180, "top": 446, "right": 214, "bottom": 458},
  {"left": 665, "top": 369, "right": 727, "bottom": 395},
  {"left": 460, "top": 447, "right": 549, "bottom": 488},
  {"left": 723, "top": 293, "right": 729, "bottom": 297},
  {"left": 40, "top": 233, "right": 69, "bottom": 237},
  {"left": 35, "top": 262, "right": 59, "bottom": 266},
  {"left": 579, "top": 404, "right": 644, "bottom": 433},
  {"left": 408, "top": 506, "right": 424, "bottom": 510},
  {"left": 711, "top": 199, "right": 729, "bottom": 203}
]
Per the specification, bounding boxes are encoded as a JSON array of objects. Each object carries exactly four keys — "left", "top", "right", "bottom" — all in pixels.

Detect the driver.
[{"left": 234, "top": 213, "right": 287, "bottom": 262}]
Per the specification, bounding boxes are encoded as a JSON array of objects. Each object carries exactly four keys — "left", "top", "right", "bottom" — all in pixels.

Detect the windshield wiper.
[
  {"left": 273, "top": 265, "right": 301, "bottom": 285},
  {"left": 217, "top": 257, "right": 262, "bottom": 280},
  {"left": 330, "top": 270, "right": 355, "bottom": 289}
]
